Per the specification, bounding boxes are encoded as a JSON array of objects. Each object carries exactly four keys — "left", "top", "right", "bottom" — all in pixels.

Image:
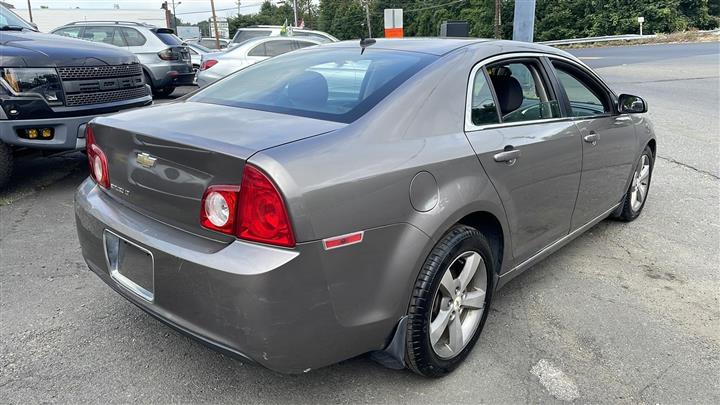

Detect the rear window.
[
  {"left": 232, "top": 30, "right": 272, "bottom": 44},
  {"left": 154, "top": 30, "right": 183, "bottom": 45},
  {"left": 190, "top": 48, "right": 435, "bottom": 123}
]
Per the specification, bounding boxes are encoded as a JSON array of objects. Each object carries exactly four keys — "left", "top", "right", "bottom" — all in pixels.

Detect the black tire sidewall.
[
  {"left": 406, "top": 225, "right": 495, "bottom": 377},
  {"left": 0, "top": 141, "right": 13, "bottom": 189},
  {"left": 621, "top": 145, "right": 654, "bottom": 221}
]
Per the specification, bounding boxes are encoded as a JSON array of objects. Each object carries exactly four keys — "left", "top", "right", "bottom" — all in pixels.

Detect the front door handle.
[
  {"left": 493, "top": 148, "right": 521, "bottom": 163},
  {"left": 583, "top": 132, "right": 599, "bottom": 144}
]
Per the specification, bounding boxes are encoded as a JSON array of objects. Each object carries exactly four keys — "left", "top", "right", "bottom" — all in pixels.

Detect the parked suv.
[
  {"left": 0, "top": 5, "right": 151, "bottom": 189},
  {"left": 230, "top": 25, "right": 337, "bottom": 46},
  {"left": 52, "top": 21, "right": 194, "bottom": 97}
]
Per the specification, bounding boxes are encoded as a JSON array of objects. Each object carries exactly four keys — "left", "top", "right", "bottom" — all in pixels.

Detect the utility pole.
[
  {"left": 293, "top": 0, "right": 298, "bottom": 27},
  {"left": 171, "top": 0, "right": 181, "bottom": 32},
  {"left": 362, "top": 0, "right": 372, "bottom": 37},
  {"left": 27, "top": 0, "right": 33, "bottom": 23},
  {"left": 210, "top": 0, "right": 220, "bottom": 49},
  {"left": 236, "top": 0, "right": 241, "bottom": 16},
  {"left": 493, "top": 0, "right": 501, "bottom": 39}
]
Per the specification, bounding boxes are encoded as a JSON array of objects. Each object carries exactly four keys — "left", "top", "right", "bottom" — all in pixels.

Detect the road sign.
[
  {"left": 384, "top": 9, "right": 403, "bottom": 38},
  {"left": 637, "top": 16, "right": 645, "bottom": 23}
]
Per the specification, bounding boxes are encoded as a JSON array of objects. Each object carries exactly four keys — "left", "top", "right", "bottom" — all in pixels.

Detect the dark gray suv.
[
  {"left": 52, "top": 21, "right": 194, "bottom": 97},
  {"left": 0, "top": 5, "right": 151, "bottom": 188}
]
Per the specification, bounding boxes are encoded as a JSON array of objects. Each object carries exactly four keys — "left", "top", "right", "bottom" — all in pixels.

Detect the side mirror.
[{"left": 618, "top": 94, "right": 647, "bottom": 114}]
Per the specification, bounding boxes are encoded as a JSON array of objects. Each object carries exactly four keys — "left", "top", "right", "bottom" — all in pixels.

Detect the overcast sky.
[{"left": 11, "top": 0, "right": 268, "bottom": 23}]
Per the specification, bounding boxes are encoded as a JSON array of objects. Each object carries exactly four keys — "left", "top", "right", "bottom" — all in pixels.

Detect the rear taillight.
[
  {"left": 157, "top": 48, "right": 179, "bottom": 61},
  {"left": 199, "top": 164, "right": 295, "bottom": 248},
  {"left": 200, "top": 185, "right": 240, "bottom": 234},
  {"left": 200, "top": 59, "right": 218, "bottom": 70},
  {"left": 85, "top": 125, "right": 109, "bottom": 189}
]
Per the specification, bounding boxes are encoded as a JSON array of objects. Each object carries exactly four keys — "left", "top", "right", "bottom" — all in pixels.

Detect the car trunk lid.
[{"left": 92, "top": 101, "right": 344, "bottom": 239}]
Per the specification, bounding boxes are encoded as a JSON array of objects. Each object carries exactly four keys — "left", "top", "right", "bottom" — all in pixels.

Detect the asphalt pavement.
[{"left": 1, "top": 42, "right": 718, "bottom": 404}]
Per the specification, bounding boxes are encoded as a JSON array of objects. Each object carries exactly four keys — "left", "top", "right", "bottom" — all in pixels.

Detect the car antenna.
[{"left": 359, "top": 27, "right": 375, "bottom": 55}]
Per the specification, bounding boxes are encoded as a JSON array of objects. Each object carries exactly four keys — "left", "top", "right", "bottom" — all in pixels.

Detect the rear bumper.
[
  {"left": 146, "top": 62, "right": 195, "bottom": 88},
  {"left": 74, "top": 178, "right": 427, "bottom": 373}
]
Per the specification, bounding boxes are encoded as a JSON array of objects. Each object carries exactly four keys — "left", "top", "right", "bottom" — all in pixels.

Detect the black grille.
[
  {"left": 65, "top": 86, "right": 149, "bottom": 107},
  {"left": 57, "top": 64, "right": 143, "bottom": 80}
]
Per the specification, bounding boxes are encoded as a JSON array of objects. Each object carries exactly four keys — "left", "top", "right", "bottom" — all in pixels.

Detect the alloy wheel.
[
  {"left": 630, "top": 154, "right": 651, "bottom": 212},
  {"left": 429, "top": 251, "right": 488, "bottom": 359}
]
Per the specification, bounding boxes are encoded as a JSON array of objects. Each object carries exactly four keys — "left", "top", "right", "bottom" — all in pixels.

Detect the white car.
[
  {"left": 196, "top": 36, "right": 321, "bottom": 87},
  {"left": 230, "top": 26, "right": 338, "bottom": 47}
]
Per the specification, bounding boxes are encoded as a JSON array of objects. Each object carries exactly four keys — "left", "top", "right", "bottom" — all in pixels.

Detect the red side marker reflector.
[{"left": 323, "top": 231, "right": 364, "bottom": 250}]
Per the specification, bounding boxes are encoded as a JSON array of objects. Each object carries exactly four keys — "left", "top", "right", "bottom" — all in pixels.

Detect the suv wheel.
[
  {"left": 0, "top": 141, "right": 13, "bottom": 190},
  {"left": 153, "top": 86, "right": 176, "bottom": 98},
  {"left": 405, "top": 225, "right": 494, "bottom": 377}
]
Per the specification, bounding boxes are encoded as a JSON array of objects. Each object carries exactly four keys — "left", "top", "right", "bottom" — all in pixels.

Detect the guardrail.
[{"left": 539, "top": 34, "right": 657, "bottom": 46}]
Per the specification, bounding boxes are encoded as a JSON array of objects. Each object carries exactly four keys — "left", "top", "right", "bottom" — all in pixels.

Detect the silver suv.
[{"left": 52, "top": 21, "right": 194, "bottom": 97}]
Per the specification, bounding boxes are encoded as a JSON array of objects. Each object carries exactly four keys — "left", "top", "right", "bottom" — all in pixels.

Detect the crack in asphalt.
[{"left": 656, "top": 155, "right": 719, "bottom": 180}]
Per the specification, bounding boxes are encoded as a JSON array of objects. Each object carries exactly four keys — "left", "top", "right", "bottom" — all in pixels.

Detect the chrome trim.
[
  {"left": 103, "top": 229, "right": 155, "bottom": 302},
  {"left": 499, "top": 203, "right": 621, "bottom": 284},
  {"left": 464, "top": 52, "right": 617, "bottom": 132}
]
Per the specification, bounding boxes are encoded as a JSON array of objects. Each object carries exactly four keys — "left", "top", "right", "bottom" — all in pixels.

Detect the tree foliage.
[{"left": 222, "top": 0, "right": 718, "bottom": 41}]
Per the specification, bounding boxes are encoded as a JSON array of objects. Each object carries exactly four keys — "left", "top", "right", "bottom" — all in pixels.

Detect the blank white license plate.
[{"left": 104, "top": 230, "right": 154, "bottom": 302}]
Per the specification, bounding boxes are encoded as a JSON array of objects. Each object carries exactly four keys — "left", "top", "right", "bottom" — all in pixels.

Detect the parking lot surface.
[{"left": 1, "top": 42, "right": 718, "bottom": 403}]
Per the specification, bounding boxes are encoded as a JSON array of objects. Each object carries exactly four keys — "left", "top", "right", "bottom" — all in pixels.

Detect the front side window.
[
  {"left": 120, "top": 27, "right": 146, "bottom": 46},
  {"left": 553, "top": 63, "right": 609, "bottom": 117},
  {"left": 470, "top": 69, "right": 500, "bottom": 126},
  {"left": 487, "top": 60, "right": 561, "bottom": 123},
  {"left": 191, "top": 48, "right": 435, "bottom": 123}
]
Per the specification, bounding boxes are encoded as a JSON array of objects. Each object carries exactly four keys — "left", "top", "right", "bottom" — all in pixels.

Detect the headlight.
[{"left": 1, "top": 68, "right": 63, "bottom": 105}]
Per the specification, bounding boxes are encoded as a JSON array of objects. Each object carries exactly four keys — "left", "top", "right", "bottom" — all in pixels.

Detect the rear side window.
[
  {"left": 552, "top": 62, "right": 610, "bottom": 117},
  {"left": 191, "top": 48, "right": 435, "bottom": 123},
  {"left": 470, "top": 69, "right": 500, "bottom": 126},
  {"left": 54, "top": 26, "right": 82, "bottom": 38},
  {"left": 120, "top": 27, "right": 146, "bottom": 46},
  {"left": 486, "top": 60, "right": 561, "bottom": 123},
  {"left": 154, "top": 30, "right": 183, "bottom": 45},
  {"left": 264, "top": 40, "right": 295, "bottom": 57},
  {"left": 294, "top": 40, "right": 316, "bottom": 50},
  {"left": 233, "top": 30, "right": 272, "bottom": 44},
  {"left": 248, "top": 43, "right": 266, "bottom": 57}
]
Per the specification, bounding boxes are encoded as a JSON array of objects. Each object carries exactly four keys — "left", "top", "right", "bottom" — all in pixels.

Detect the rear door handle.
[
  {"left": 583, "top": 133, "right": 599, "bottom": 144},
  {"left": 493, "top": 149, "right": 521, "bottom": 163}
]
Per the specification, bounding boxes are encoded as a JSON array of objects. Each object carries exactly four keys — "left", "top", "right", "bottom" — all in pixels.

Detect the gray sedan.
[{"left": 75, "top": 39, "right": 655, "bottom": 377}]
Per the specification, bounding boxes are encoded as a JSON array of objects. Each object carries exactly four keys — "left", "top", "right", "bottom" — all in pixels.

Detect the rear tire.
[
  {"left": 0, "top": 141, "right": 13, "bottom": 190},
  {"left": 616, "top": 145, "right": 654, "bottom": 222},
  {"left": 153, "top": 86, "right": 176, "bottom": 98},
  {"left": 405, "top": 225, "right": 494, "bottom": 377}
]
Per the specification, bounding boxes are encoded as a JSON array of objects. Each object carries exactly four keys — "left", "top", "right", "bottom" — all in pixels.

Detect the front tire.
[
  {"left": 616, "top": 145, "right": 654, "bottom": 221},
  {"left": 405, "top": 225, "right": 494, "bottom": 377},
  {"left": 0, "top": 141, "right": 13, "bottom": 190}
]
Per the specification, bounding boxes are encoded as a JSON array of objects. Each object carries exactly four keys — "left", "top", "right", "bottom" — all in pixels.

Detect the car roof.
[{"left": 320, "top": 37, "right": 574, "bottom": 58}]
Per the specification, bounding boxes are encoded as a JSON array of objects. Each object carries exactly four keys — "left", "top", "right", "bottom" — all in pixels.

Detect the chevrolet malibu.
[{"left": 75, "top": 39, "right": 656, "bottom": 377}]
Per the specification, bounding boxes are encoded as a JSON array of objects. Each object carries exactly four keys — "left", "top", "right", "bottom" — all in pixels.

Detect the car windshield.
[
  {"left": 0, "top": 5, "right": 34, "bottom": 30},
  {"left": 232, "top": 29, "right": 272, "bottom": 44},
  {"left": 189, "top": 43, "right": 212, "bottom": 53},
  {"left": 191, "top": 48, "right": 436, "bottom": 123}
]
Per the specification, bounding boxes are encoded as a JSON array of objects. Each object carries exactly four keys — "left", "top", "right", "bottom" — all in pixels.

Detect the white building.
[{"left": 13, "top": 8, "right": 168, "bottom": 33}]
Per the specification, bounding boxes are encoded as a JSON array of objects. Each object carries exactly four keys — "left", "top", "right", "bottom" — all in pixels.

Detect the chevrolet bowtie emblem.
[{"left": 136, "top": 152, "right": 157, "bottom": 168}]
